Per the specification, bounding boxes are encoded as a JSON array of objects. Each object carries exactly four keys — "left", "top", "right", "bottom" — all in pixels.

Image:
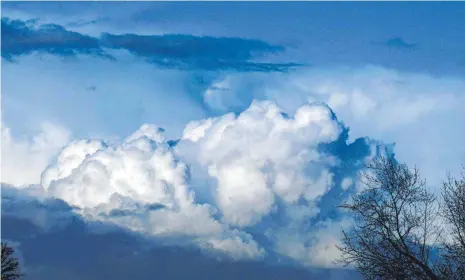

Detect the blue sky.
[{"left": 1, "top": 2, "right": 465, "bottom": 280}]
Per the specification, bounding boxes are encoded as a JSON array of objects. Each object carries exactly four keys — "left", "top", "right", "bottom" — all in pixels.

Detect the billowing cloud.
[
  {"left": 199, "top": 66, "right": 465, "bottom": 187},
  {"left": 179, "top": 101, "right": 342, "bottom": 227},
  {"left": 1, "top": 100, "right": 378, "bottom": 268},
  {"left": 175, "top": 100, "right": 379, "bottom": 266},
  {"left": 40, "top": 123, "right": 265, "bottom": 260},
  {"left": 41, "top": 124, "right": 189, "bottom": 209}
]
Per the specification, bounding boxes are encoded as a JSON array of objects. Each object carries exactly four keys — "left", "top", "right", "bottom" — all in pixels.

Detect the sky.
[{"left": 1, "top": 2, "right": 465, "bottom": 280}]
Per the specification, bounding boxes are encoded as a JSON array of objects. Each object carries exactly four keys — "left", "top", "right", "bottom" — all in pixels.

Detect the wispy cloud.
[
  {"left": 1, "top": 17, "right": 109, "bottom": 60},
  {"left": 2, "top": 17, "right": 299, "bottom": 72},
  {"left": 376, "top": 37, "right": 418, "bottom": 51}
]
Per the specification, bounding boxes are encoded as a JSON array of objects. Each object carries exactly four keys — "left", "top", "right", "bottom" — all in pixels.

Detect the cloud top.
[{"left": 180, "top": 101, "right": 342, "bottom": 227}]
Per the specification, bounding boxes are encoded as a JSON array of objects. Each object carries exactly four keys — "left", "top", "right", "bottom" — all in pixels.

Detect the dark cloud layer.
[
  {"left": 100, "top": 33, "right": 300, "bottom": 72},
  {"left": 1, "top": 17, "right": 109, "bottom": 60},
  {"left": 1, "top": 17, "right": 299, "bottom": 72},
  {"left": 1, "top": 186, "right": 360, "bottom": 280}
]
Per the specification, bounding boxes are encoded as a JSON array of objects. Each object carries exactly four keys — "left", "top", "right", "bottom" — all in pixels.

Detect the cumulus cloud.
[
  {"left": 1, "top": 122, "right": 71, "bottom": 186},
  {"left": 2, "top": 99, "right": 381, "bottom": 267},
  {"left": 199, "top": 66, "right": 465, "bottom": 187},
  {"left": 39, "top": 123, "right": 265, "bottom": 260},
  {"left": 176, "top": 100, "right": 380, "bottom": 267},
  {"left": 41, "top": 124, "right": 191, "bottom": 209},
  {"left": 179, "top": 101, "right": 343, "bottom": 227},
  {"left": 267, "top": 66, "right": 465, "bottom": 188}
]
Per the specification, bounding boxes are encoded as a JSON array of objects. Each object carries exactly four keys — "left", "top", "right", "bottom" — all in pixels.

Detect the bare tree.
[
  {"left": 1, "top": 242, "right": 23, "bottom": 280},
  {"left": 336, "top": 157, "right": 444, "bottom": 280},
  {"left": 439, "top": 169, "right": 465, "bottom": 279}
]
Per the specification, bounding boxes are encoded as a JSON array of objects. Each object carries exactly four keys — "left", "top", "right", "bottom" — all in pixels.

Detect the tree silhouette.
[
  {"left": 1, "top": 242, "right": 23, "bottom": 280},
  {"left": 440, "top": 169, "right": 465, "bottom": 279},
  {"left": 336, "top": 157, "right": 465, "bottom": 280}
]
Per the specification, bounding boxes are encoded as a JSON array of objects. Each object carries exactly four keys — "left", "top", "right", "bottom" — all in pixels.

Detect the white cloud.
[
  {"left": 39, "top": 123, "right": 265, "bottom": 260},
  {"left": 21, "top": 100, "right": 370, "bottom": 267},
  {"left": 267, "top": 219, "right": 350, "bottom": 268},
  {"left": 40, "top": 139, "right": 106, "bottom": 191},
  {"left": 178, "top": 101, "right": 342, "bottom": 228},
  {"left": 201, "top": 66, "right": 465, "bottom": 187},
  {"left": 1, "top": 122, "right": 71, "bottom": 186},
  {"left": 341, "top": 177, "right": 353, "bottom": 191},
  {"left": 200, "top": 229, "right": 266, "bottom": 260},
  {"left": 42, "top": 124, "right": 192, "bottom": 209},
  {"left": 269, "top": 66, "right": 465, "bottom": 188},
  {"left": 175, "top": 100, "right": 380, "bottom": 267}
]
